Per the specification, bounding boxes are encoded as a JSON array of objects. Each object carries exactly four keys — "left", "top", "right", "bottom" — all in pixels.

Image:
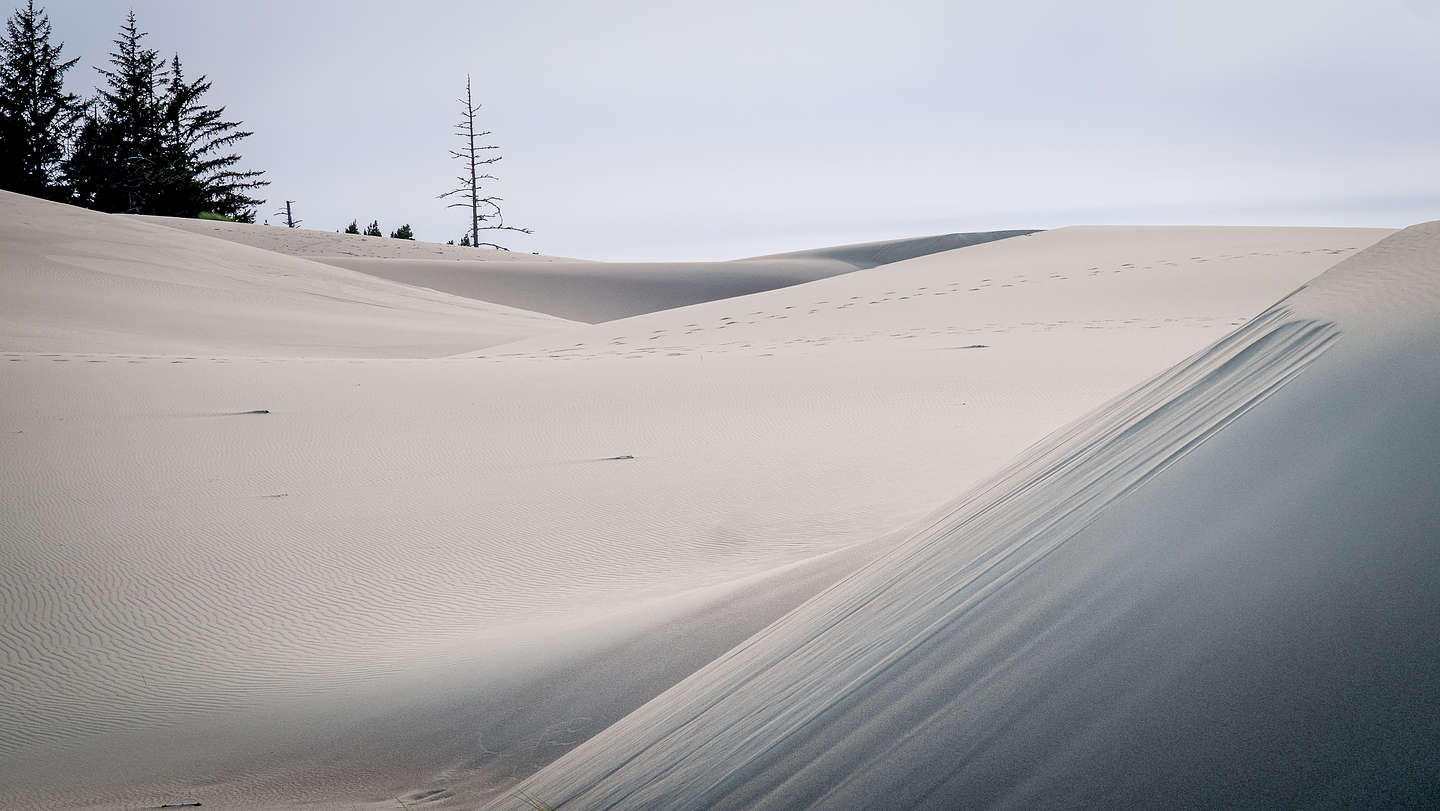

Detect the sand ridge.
[
  {"left": 127, "top": 213, "right": 587, "bottom": 262},
  {"left": 1, "top": 192, "right": 574, "bottom": 357},
  {"left": 312, "top": 230, "right": 1038, "bottom": 322},
  {"left": 495, "top": 223, "right": 1440, "bottom": 809},
  {"left": 136, "top": 213, "right": 1037, "bottom": 323},
  {"left": 466, "top": 225, "right": 1384, "bottom": 361},
  {"left": 0, "top": 193, "right": 1400, "bottom": 808}
]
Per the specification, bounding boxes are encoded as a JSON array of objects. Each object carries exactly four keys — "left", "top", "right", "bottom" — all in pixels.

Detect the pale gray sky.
[{"left": 34, "top": 0, "right": 1440, "bottom": 259}]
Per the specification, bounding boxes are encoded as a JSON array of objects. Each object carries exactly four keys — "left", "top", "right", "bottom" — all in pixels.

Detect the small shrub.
[{"left": 197, "top": 211, "right": 235, "bottom": 222}]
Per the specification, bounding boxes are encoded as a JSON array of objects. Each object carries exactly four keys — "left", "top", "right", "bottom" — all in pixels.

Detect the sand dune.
[
  {"left": 140, "top": 213, "right": 1036, "bottom": 322},
  {"left": 127, "top": 213, "right": 582, "bottom": 262},
  {"left": 741, "top": 230, "right": 1040, "bottom": 268},
  {"left": 495, "top": 224, "right": 1440, "bottom": 809},
  {"left": 0, "top": 193, "right": 574, "bottom": 357},
  {"left": 470, "top": 225, "right": 1380, "bottom": 363},
  {"left": 311, "top": 230, "right": 1039, "bottom": 322},
  {"left": 0, "top": 197, "right": 1397, "bottom": 808}
]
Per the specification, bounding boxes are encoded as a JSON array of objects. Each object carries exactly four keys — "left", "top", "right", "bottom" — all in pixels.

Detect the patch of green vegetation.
[{"left": 197, "top": 211, "right": 236, "bottom": 222}]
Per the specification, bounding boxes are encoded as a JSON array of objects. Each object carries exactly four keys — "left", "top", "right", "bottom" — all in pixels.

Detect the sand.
[
  {"left": 0, "top": 191, "right": 1401, "bottom": 808},
  {"left": 495, "top": 225, "right": 1440, "bottom": 809},
  {"left": 138, "top": 215, "right": 1036, "bottom": 322},
  {"left": 125, "top": 214, "right": 583, "bottom": 262},
  {"left": 2, "top": 193, "right": 574, "bottom": 357}
]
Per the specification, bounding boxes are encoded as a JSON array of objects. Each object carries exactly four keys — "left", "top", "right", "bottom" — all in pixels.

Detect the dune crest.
[
  {"left": 494, "top": 222, "right": 1440, "bottom": 809},
  {"left": 314, "top": 230, "right": 1038, "bottom": 322},
  {"left": 0, "top": 193, "right": 573, "bottom": 357},
  {"left": 136, "top": 212, "right": 1038, "bottom": 323},
  {"left": 127, "top": 214, "right": 582, "bottom": 262},
  {"left": 0, "top": 201, "right": 1400, "bottom": 807}
]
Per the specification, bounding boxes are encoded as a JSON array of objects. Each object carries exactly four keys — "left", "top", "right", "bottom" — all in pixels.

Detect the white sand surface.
[
  {"left": 0, "top": 192, "right": 573, "bottom": 357},
  {"left": 138, "top": 214, "right": 1036, "bottom": 322},
  {"left": 495, "top": 224, "right": 1440, "bottom": 809},
  {"left": 0, "top": 193, "right": 1394, "bottom": 808},
  {"left": 127, "top": 214, "right": 581, "bottom": 262},
  {"left": 301, "top": 231, "right": 1041, "bottom": 323}
]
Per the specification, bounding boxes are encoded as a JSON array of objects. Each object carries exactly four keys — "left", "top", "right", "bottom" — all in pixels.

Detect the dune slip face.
[
  {"left": 135, "top": 213, "right": 1036, "bottom": 323},
  {"left": 311, "top": 230, "right": 1039, "bottom": 322},
  {"left": 0, "top": 192, "right": 574, "bottom": 357},
  {"left": 0, "top": 198, "right": 1396, "bottom": 808},
  {"left": 494, "top": 225, "right": 1440, "bottom": 811}
]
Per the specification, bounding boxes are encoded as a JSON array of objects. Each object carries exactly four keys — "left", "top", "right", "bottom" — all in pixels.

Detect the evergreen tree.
[
  {"left": 0, "top": 0, "right": 82, "bottom": 198},
  {"left": 158, "top": 54, "right": 265, "bottom": 220},
  {"left": 389, "top": 223, "right": 413, "bottom": 240},
  {"left": 66, "top": 11, "right": 168, "bottom": 213},
  {"left": 147, "top": 54, "right": 205, "bottom": 217},
  {"left": 344, "top": 219, "right": 359, "bottom": 234},
  {"left": 363, "top": 219, "right": 382, "bottom": 237},
  {"left": 62, "top": 111, "right": 107, "bottom": 207},
  {"left": 64, "top": 12, "right": 264, "bottom": 220}
]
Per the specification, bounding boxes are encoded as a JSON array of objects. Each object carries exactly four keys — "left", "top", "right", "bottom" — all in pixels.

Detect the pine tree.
[
  {"left": 148, "top": 54, "right": 205, "bottom": 217},
  {"left": 159, "top": 54, "right": 265, "bottom": 220},
  {"left": 364, "top": 219, "right": 382, "bottom": 237},
  {"left": 64, "top": 12, "right": 264, "bottom": 220},
  {"left": 62, "top": 112, "right": 107, "bottom": 208},
  {"left": 389, "top": 223, "right": 414, "bottom": 240},
  {"left": 344, "top": 219, "right": 359, "bottom": 234},
  {"left": 0, "top": 0, "right": 82, "bottom": 198},
  {"left": 67, "top": 11, "right": 169, "bottom": 213}
]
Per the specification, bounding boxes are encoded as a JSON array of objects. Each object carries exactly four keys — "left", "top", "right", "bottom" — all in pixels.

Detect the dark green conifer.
[
  {"left": 65, "top": 12, "right": 264, "bottom": 220},
  {"left": 0, "top": 0, "right": 82, "bottom": 198},
  {"left": 66, "top": 11, "right": 167, "bottom": 212},
  {"left": 158, "top": 54, "right": 265, "bottom": 220}
]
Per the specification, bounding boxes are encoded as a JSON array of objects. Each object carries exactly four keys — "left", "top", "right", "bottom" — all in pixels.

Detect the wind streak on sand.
[{"left": 496, "top": 222, "right": 1440, "bottom": 809}]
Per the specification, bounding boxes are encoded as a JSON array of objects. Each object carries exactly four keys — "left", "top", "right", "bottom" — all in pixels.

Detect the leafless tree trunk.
[
  {"left": 439, "top": 75, "right": 530, "bottom": 249},
  {"left": 273, "top": 200, "right": 300, "bottom": 228}
]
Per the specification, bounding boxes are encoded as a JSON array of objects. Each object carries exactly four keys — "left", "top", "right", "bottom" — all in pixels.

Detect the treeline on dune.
[
  {"left": 2, "top": 2, "right": 530, "bottom": 244},
  {"left": 0, "top": 2, "right": 265, "bottom": 221}
]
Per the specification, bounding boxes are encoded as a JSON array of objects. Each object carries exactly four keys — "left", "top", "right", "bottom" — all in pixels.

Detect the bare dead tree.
[
  {"left": 273, "top": 199, "right": 299, "bottom": 228},
  {"left": 439, "top": 75, "right": 530, "bottom": 249}
]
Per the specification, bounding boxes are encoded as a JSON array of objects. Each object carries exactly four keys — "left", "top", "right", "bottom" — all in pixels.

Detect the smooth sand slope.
[
  {"left": 138, "top": 214, "right": 1034, "bottom": 322},
  {"left": 0, "top": 192, "right": 574, "bottom": 357},
  {"left": 496, "top": 224, "right": 1440, "bottom": 810},
  {"left": 0, "top": 201, "right": 1393, "bottom": 808},
  {"left": 327, "top": 231, "right": 1039, "bottom": 322}
]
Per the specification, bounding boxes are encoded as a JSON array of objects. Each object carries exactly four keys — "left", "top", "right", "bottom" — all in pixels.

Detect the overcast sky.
[{"left": 32, "top": 0, "right": 1440, "bottom": 260}]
